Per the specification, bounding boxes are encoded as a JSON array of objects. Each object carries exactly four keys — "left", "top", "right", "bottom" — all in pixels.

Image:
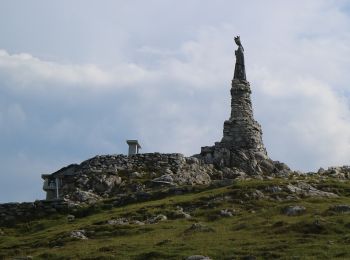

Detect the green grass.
[{"left": 0, "top": 178, "right": 350, "bottom": 259}]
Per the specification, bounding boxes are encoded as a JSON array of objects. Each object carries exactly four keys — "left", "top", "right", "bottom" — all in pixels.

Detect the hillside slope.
[{"left": 1, "top": 177, "right": 350, "bottom": 259}]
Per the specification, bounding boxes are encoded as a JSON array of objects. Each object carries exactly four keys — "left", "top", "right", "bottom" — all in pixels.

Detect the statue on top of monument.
[{"left": 233, "top": 36, "right": 246, "bottom": 80}]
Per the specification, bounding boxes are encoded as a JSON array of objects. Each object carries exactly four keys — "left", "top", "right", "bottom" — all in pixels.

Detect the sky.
[{"left": 1, "top": 0, "right": 350, "bottom": 202}]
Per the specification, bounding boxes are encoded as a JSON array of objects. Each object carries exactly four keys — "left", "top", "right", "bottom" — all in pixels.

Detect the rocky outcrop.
[
  {"left": 42, "top": 153, "right": 220, "bottom": 203},
  {"left": 70, "top": 230, "right": 88, "bottom": 240},
  {"left": 286, "top": 182, "right": 338, "bottom": 198},
  {"left": 317, "top": 166, "right": 350, "bottom": 179},
  {"left": 41, "top": 150, "right": 346, "bottom": 204}
]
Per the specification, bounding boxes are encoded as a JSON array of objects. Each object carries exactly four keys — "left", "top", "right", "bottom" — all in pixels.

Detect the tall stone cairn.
[
  {"left": 222, "top": 79, "right": 267, "bottom": 155},
  {"left": 199, "top": 36, "right": 285, "bottom": 175}
]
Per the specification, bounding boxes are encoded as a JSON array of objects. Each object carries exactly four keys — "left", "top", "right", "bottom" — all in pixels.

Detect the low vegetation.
[{"left": 0, "top": 178, "right": 350, "bottom": 259}]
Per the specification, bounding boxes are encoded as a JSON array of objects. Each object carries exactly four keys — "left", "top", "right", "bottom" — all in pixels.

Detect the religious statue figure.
[{"left": 233, "top": 36, "right": 246, "bottom": 80}]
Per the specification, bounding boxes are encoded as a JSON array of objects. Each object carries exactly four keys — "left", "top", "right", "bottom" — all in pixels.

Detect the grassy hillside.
[{"left": 1, "top": 178, "right": 350, "bottom": 259}]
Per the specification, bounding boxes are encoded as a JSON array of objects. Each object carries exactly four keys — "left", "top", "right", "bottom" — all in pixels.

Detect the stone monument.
[
  {"left": 39, "top": 36, "right": 292, "bottom": 202},
  {"left": 200, "top": 36, "right": 272, "bottom": 175}
]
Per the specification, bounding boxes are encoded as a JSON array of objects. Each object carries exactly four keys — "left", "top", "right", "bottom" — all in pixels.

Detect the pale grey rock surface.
[
  {"left": 283, "top": 205, "right": 306, "bottom": 216},
  {"left": 175, "top": 207, "right": 192, "bottom": 219},
  {"left": 70, "top": 230, "right": 88, "bottom": 240},
  {"left": 147, "top": 214, "right": 167, "bottom": 224},
  {"left": 43, "top": 153, "right": 220, "bottom": 203},
  {"left": 185, "top": 223, "right": 214, "bottom": 233},
  {"left": 152, "top": 174, "right": 175, "bottom": 185},
  {"left": 286, "top": 182, "right": 338, "bottom": 198},
  {"left": 65, "top": 189, "right": 102, "bottom": 204},
  {"left": 67, "top": 214, "right": 75, "bottom": 222},
  {"left": 107, "top": 218, "right": 129, "bottom": 225},
  {"left": 220, "top": 208, "right": 234, "bottom": 217}
]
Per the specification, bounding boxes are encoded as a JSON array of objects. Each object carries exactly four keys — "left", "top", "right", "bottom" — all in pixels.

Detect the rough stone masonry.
[{"left": 199, "top": 36, "right": 275, "bottom": 175}]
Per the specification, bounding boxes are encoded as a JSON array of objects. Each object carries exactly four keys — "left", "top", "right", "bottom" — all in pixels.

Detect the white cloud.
[
  {"left": 255, "top": 77, "right": 350, "bottom": 170},
  {"left": 0, "top": 49, "right": 156, "bottom": 91},
  {"left": 1, "top": 17, "right": 350, "bottom": 173}
]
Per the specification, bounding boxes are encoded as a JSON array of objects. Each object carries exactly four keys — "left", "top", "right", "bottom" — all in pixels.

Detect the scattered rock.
[
  {"left": 186, "top": 157, "right": 200, "bottom": 164},
  {"left": 185, "top": 223, "right": 214, "bottom": 233},
  {"left": 107, "top": 218, "right": 129, "bottom": 225},
  {"left": 152, "top": 174, "right": 175, "bottom": 185},
  {"left": 147, "top": 214, "right": 167, "bottom": 224},
  {"left": 220, "top": 208, "right": 234, "bottom": 217},
  {"left": 66, "top": 189, "right": 101, "bottom": 204},
  {"left": 265, "top": 186, "right": 282, "bottom": 193},
  {"left": 132, "top": 220, "right": 145, "bottom": 225},
  {"left": 173, "top": 170, "right": 211, "bottom": 185},
  {"left": 286, "top": 182, "right": 338, "bottom": 198},
  {"left": 70, "top": 230, "right": 88, "bottom": 240},
  {"left": 67, "top": 214, "right": 75, "bottom": 222},
  {"left": 130, "top": 171, "right": 144, "bottom": 178},
  {"left": 251, "top": 189, "right": 265, "bottom": 199},
  {"left": 283, "top": 205, "right": 306, "bottom": 216},
  {"left": 221, "top": 167, "right": 247, "bottom": 179},
  {"left": 170, "top": 207, "right": 191, "bottom": 219}
]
